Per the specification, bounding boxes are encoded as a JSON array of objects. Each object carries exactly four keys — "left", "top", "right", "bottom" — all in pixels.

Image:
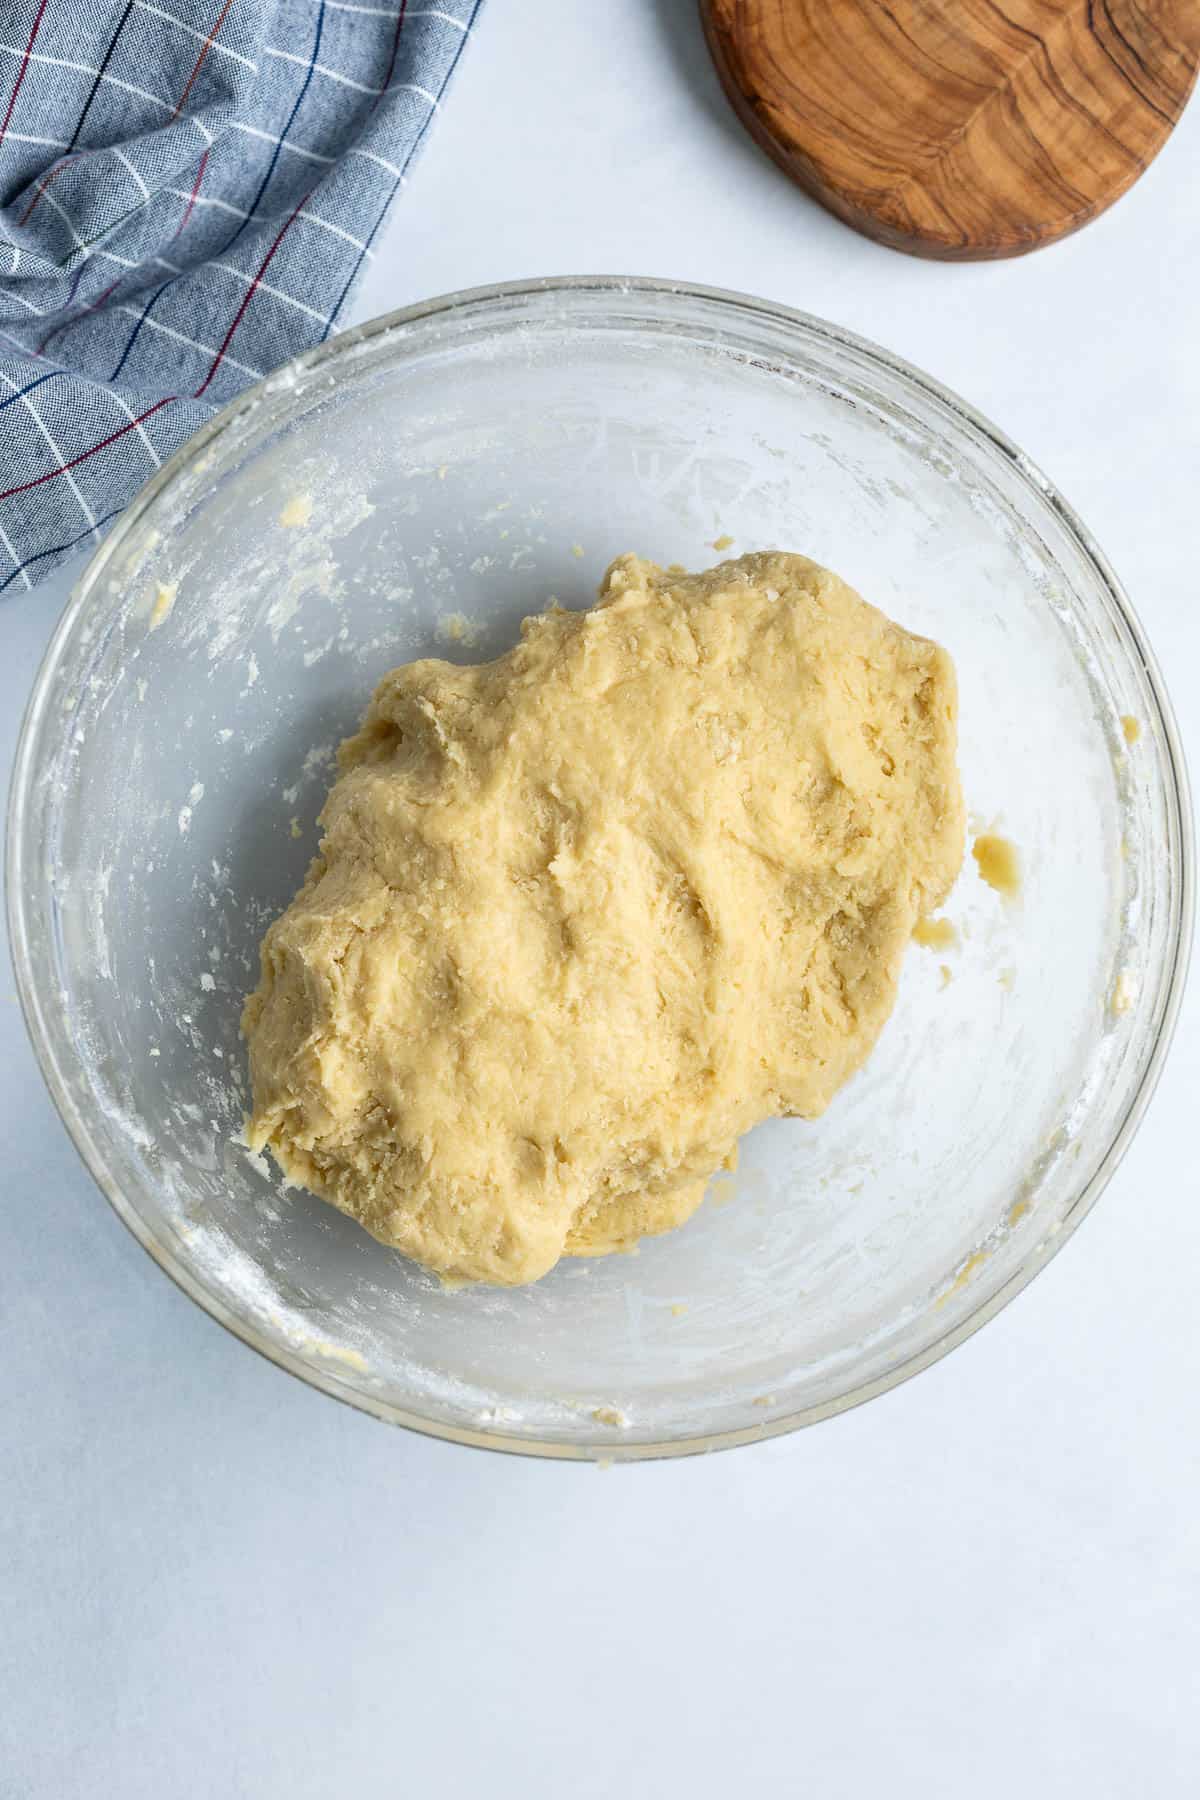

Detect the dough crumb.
[
  {"left": 972, "top": 832, "right": 1020, "bottom": 901},
  {"left": 937, "top": 1248, "right": 990, "bottom": 1306},
  {"left": 1110, "top": 969, "right": 1138, "bottom": 1016},
  {"left": 149, "top": 581, "right": 177, "bottom": 630},
  {"left": 670, "top": 1303, "right": 688, "bottom": 1317},
  {"left": 304, "top": 1340, "right": 368, "bottom": 1371},
  {"left": 570, "top": 542, "right": 584, "bottom": 558},
  {"left": 278, "top": 493, "right": 313, "bottom": 529},
  {"left": 438, "top": 611, "right": 481, "bottom": 647},
  {"left": 912, "top": 915, "right": 957, "bottom": 950},
  {"left": 938, "top": 963, "right": 953, "bottom": 989},
  {"left": 1120, "top": 714, "right": 1141, "bottom": 746},
  {"left": 243, "top": 552, "right": 964, "bottom": 1286},
  {"left": 591, "top": 1407, "right": 629, "bottom": 1429},
  {"left": 708, "top": 1172, "right": 738, "bottom": 1209},
  {"left": 290, "top": 817, "right": 302, "bottom": 839},
  {"left": 712, "top": 533, "right": 735, "bottom": 551}
]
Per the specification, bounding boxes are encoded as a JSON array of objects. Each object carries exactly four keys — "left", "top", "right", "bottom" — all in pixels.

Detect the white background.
[{"left": 4, "top": 4, "right": 1199, "bottom": 1793}]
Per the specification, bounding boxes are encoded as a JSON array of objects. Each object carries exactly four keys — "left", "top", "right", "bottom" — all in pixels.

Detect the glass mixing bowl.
[{"left": 8, "top": 278, "right": 1192, "bottom": 1460}]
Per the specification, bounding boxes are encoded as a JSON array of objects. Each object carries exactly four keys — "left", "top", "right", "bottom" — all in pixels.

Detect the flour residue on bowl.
[{"left": 177, "top": 781, "right": 204, "bottom": 836}]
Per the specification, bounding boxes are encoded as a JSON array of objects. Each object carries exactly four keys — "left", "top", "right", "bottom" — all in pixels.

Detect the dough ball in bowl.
[{"left": 244, "top": 552, "right": 964, "bottom": 1285}]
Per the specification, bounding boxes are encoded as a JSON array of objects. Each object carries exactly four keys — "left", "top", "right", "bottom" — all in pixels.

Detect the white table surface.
[{"left": 4, "top": 5, "right": 1199, "bottom": 1794}]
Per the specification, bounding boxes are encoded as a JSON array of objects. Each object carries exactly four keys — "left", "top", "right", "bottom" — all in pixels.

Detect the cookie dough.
[{"left": 243, "top": 552, "right": 964, "bottom": 1285}]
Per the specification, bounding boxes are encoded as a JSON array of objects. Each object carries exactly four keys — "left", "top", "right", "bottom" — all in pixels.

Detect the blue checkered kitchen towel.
[{"left": 0, "top": 0, "right": 483, "bottom": 594}]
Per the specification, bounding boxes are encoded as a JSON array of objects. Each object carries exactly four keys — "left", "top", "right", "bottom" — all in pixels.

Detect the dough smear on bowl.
[{"left": 243, "top": 552, "right": 964, "bottom": 1285}]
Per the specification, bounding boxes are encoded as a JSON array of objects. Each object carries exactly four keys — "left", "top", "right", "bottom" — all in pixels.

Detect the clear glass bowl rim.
[{"left": 6, "top": 274, "right": 1195, "bottom": 1461}]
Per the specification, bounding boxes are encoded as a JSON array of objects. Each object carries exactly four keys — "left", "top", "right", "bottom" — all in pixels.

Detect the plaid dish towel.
[{"left": 0, "top": 0, "right": 483, "bottom": 594}]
